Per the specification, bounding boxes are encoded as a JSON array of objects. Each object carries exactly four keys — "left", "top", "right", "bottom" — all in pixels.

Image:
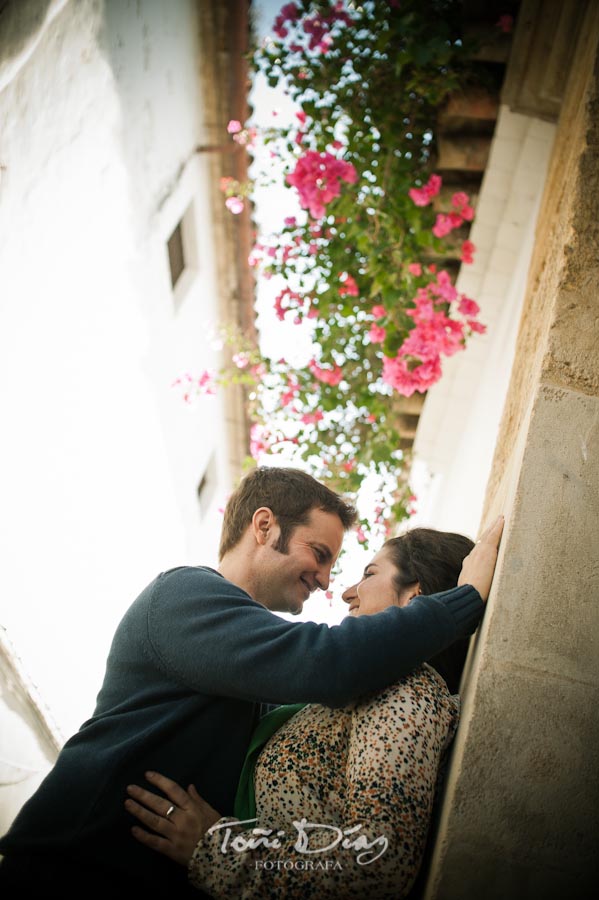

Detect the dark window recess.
[
  {"left": 197, "top": 454, "right": 218, "bottom": 514},
  {"left": 167, "top": 222, "right": 185, "bottom": 288}
]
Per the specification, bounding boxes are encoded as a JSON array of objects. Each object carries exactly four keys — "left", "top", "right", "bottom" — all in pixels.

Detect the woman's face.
[{"left": 342, "top": 546, "right": 419, "bottom": 616}]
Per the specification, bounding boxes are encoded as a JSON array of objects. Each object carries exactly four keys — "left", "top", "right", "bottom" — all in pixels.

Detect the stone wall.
[{"left": 423, "top": 3, "right": 599, "bottom": 897}]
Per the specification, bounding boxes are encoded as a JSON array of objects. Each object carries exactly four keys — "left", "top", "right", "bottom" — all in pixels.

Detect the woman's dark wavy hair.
[{"left": 385, "top": 528, "right": 475, "bottom": 693}]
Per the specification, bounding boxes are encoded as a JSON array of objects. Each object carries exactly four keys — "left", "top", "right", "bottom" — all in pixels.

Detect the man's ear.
[{"left": 252, "top": 507, "right": 276, "bottom": 546}]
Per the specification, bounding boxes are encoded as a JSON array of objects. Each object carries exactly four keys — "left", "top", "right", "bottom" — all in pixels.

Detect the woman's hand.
[
  {"left": 125, "top": 771, "right": 221, "bottom": 867},
  {"left": 458, "top": 515, "right": 505, "bottom": 601}
]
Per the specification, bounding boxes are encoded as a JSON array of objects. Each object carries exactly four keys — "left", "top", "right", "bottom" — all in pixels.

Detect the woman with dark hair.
[{"left": 124, "top": 524, "right": 498, "bottom": 899}]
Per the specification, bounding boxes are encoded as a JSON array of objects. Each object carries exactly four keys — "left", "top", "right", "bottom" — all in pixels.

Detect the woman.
[{"left": 125, "top": 528, "right": 482, "bottom": 898}]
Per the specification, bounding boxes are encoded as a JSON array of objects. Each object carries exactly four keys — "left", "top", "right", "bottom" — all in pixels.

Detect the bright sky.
[
  {"left": 249, "top": 2, "right": 315, "bottom": 366},
  {"left": 247, "top": 1, "right": 374, "bottom": 624}
]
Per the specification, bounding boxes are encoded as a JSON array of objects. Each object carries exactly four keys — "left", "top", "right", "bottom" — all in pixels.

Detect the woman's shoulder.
[{"left": 353, "top": 665, "right": 459, "bottom": 716}]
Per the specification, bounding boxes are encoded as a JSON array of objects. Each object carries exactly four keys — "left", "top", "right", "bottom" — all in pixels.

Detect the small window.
[
  {"left": 167, "top": 222, "right": 185, "bottom": 288},
  {"left": 166, "top": 200, "right": 199, "bottom": 311}
]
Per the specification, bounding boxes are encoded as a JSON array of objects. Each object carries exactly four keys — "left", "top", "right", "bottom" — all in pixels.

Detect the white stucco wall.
[
  {"left": 0, "top": 0, "right": 236, "bottom": 821},
  {"left": 411, "top": 107, "right": 556, "bottom": 539}
]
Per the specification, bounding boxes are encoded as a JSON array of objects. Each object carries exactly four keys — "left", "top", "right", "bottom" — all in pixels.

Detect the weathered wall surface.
[
  {"left": 0, "top": 0, "right": 238, "bottom": 828},
  {"left": 424, "top": 4, "right": 599, "bottom": 897}
]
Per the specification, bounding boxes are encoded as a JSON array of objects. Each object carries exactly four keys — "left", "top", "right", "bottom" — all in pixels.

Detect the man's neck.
[{"left": 218, "top": 554, "right": 256, "bottom": 601}]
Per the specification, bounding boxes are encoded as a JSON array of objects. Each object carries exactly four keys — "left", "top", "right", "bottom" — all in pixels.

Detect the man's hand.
[
  {"left": 125, "top": 771, "right": 221, "bottom": 867},
  {"left": 458, "top": 515, "right": 505, "bottom": 601}
]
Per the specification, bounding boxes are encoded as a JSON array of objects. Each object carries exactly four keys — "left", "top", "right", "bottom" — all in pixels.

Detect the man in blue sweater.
[{"left": 0, "top": 467, "right": 497, "bottom": 896}]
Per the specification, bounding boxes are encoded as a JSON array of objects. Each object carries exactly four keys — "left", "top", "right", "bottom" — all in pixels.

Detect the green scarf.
[{"left": 234, "top": 704, "right": 307, "bottom": 821}]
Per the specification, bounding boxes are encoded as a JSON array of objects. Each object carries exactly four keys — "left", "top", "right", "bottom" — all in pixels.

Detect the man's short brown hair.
[{"left": 219, "top": 466, "right": 357, "bottom": 559}]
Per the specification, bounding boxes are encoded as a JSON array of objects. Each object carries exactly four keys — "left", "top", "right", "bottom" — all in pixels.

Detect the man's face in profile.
[{"left": 254, "top": 508, "right": 344, "bottom": 615}]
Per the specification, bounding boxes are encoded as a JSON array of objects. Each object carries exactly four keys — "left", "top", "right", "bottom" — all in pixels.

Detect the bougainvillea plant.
[{"left": 186, "top": 0, "right": 496, "bottom": 545}]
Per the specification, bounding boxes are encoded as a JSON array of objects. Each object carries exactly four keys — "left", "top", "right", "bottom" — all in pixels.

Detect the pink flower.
[
  {"left": 432, "top": 212, "right": 464, "bottom": 238},
  {"left": 248, "top": 252, "right": 259, "bottom": 267},
  {"left": 451, "top": 191, "right": 469, "bottom": 209},
  {"left": 296, "top": 110, "right": 307, "bottom": 125},
  {"left": 171, "top": 370, "right": 216, "bottom": 403},
  {"left": 309, "top": 359, "right": 343, "bottom": 386},
  {"left": 233, "top": 127, "right": 257, "bottom": 148},
  {"left": 451, "top": 191, "right": 475, "bottom": 221},
  {"left": 432, "top": 214, "right": 453, "bottom": 238},
  {"left": 273, "top": 288, "right": 304, "bottom": 321},
  {"left": 408, "top": 262, "right": 422, "bottom": 277},
  {"left": 458, "top": 295, "right": 480, "bottom": 317},
  {"left": 497, "top": 14, "right": 513, "bottom": 33},
  {"left": 382, "top": 354, "right": 443, "bottom": 397},
  {"left": 250, "top": 423, "right": 272, "bottom": 460},
  {"left": 303, "top": 13, "right": 329, "bottom": 51},
  {"left": 408, "top": 173, "right": 442, "bottom": 207},
  {"left": 286, "top": 151, "right": 357, "bottom": 219},
  {"left": 342, "top": 460, "right": 355, "bottom": 472},
  {"left": 279, "top": 2, "right": 299, "bottom": 20},
  {"left": 250, "top": 362, "right": 266, "bottom": 379},
  {"left": 338, "top": 272, "right": 359, "bottom": 297},
  {"left": 468, "top": 319, "right": 487, "bottom": 334},
  {"left": 356, "top": 525, "right": 367, "bottom": 544},
  {"left": 219, "top": 176, "right": 235, "bottom": 192},
  {"left": 232, "top": 352, "right": 250, "bottom": 369},
  {"left": 368, "top": 324, "right": 386, "bottom": 343},
  {"left": 430, "top": 269, "right": 458, "bottom": 303},
  {"left": 197, "top": 370, "right": 216, "bottom": 394},
  {"left": 401, "top": 319, "right": 462, "bottom": 360},
  {"left": 300, "top": 410, "right": 324, "bottom": 425},
  {"left": 227, "top": 120, "right": 242, "bottom": 134},
  {"left": 284, "top": 216, "right": 297, "bottom": 227},
  {"left": 461, "top": 240, "right": 476, "bottom": 264},
  {"left": 281, "top": 385, "right": 298, "bottom": 407},
  {"left": 225, "top": 196, "right": 244, "bottom": 215},
  {"left": 371, "top": 305, "right": 386, "bottom": 318}
]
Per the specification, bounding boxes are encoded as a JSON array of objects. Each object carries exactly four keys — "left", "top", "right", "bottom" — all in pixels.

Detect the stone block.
[
  {"left": 482, "top": 383, "right": 599, "bottom": 686},
  {"left": 424, "top": 663, "right": 599, "bottom": 899},
  {"left": 438, "top": 88, "right": 499, "bottom": 132},
  {"left": 437, "top": 135, "right": 492, "bottom": 172}
]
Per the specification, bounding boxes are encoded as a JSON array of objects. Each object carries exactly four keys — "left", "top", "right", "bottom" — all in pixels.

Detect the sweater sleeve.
[
  {"left": 187, "top": 667, "right": 458, "bottom": 899},
  {"left": 146, "top": 567, "right": 483, "bottom": 708}
]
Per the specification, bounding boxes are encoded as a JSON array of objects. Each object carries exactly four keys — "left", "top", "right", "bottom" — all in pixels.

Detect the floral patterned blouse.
[{"left": 189, "top": 664, "right": 459, "bottom": 899}]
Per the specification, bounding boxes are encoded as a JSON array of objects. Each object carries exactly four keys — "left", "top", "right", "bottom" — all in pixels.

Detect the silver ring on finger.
[{"left": 165, "top": 804, "right": 176, "bottom": 819}]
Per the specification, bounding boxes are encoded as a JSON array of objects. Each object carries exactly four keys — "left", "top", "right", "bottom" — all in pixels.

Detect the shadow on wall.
[{"left": 0, "top": 0, "right": 69, "bottom": 92}]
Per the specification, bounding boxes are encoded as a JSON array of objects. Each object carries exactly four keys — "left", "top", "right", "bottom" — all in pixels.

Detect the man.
[{"left": 0, "top": 467, "right": 497, "bottom": 896}]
